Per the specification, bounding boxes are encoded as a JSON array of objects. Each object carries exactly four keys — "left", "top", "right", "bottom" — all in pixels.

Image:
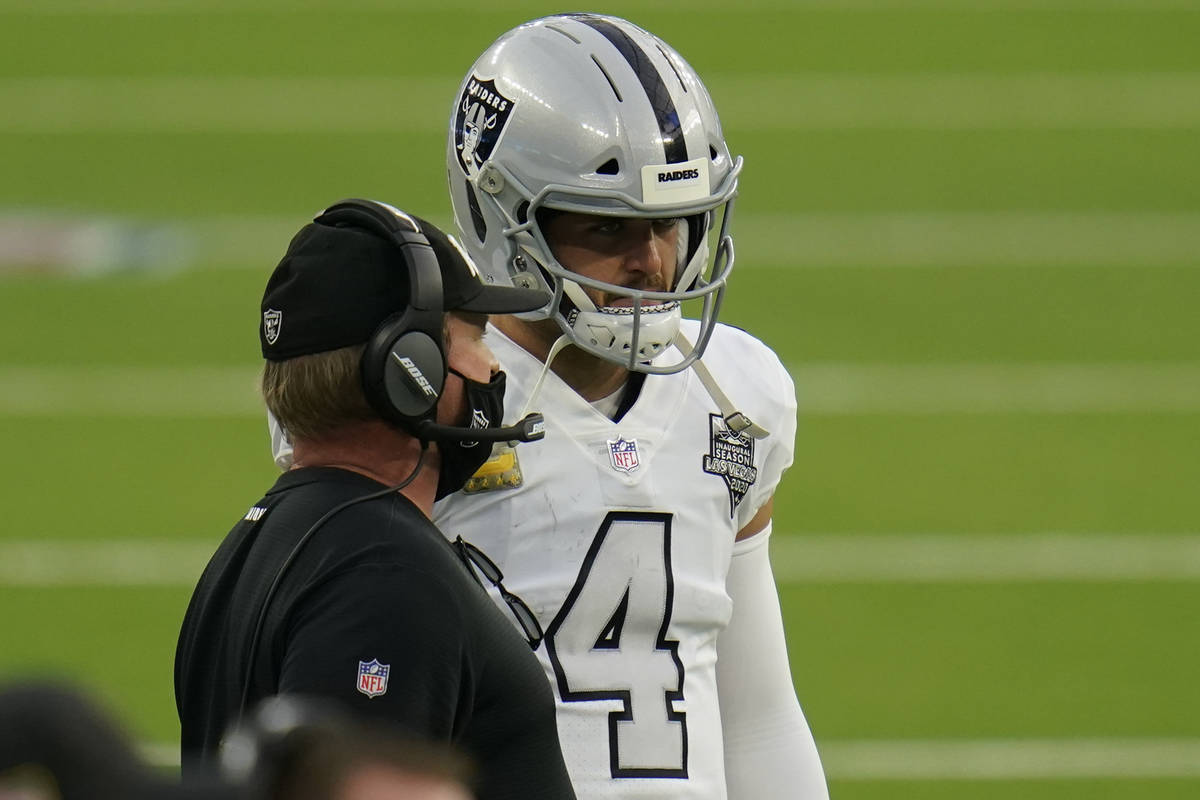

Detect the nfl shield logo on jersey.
[
  {"left": 607, "top": 437, "right": 640, "bottom": 473},
  {"left": 357, "top": 659, "right": 390, "bottom": 698}
]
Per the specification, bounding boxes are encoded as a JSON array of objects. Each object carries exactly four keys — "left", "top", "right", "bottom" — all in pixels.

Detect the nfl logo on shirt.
[
  {"left": 357, "top": 659, "right": 390, "bottom": 698},
  {"left": 607, "top": 437, "right": 640, "bottom": 473}
]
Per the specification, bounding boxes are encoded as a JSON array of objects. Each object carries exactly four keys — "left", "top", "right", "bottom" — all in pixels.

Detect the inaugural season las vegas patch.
[
  {"left": 702, "top": 414, "right": 758, "bottom": 517},
  {"left": 463, "top": 442, "right": 525, "bottom": 493}
]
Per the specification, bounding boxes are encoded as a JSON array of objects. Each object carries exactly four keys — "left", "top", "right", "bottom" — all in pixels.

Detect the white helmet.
[{"left": 446, "top": 13, "right": 742, "bottom": 373}]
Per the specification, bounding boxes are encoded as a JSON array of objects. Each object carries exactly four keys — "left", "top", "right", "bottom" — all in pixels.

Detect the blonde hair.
[{"left": 260, "top": 344, "right": 376, "bottom": 440}]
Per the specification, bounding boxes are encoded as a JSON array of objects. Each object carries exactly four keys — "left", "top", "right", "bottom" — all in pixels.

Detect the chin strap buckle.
[
  {"left": 675, "top": 333, "right": 771, "bottom": 440},
  {"left": 723, "top": 411, "right": 770, "bottom": 440}
]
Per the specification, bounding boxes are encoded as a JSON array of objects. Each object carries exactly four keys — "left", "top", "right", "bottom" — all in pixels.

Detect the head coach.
[{"left": 175, "top": 199, "right": 575, "bottom": 800}]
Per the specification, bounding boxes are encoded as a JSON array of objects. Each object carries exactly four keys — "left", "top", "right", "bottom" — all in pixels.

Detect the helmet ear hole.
[
  {"left": 595, "top": 158, "right": 620, "bottom": 175},
  {"left": 464, "top": 181, "right": 487, "bottom": 243}
]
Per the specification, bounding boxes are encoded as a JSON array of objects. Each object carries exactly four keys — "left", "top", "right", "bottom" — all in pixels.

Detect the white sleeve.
[
  {"left": 733, "top": 338, "right": 797, "bottom": 532},
  {"left": 718, "top": 522, "right": 829, "bottom": 800}
]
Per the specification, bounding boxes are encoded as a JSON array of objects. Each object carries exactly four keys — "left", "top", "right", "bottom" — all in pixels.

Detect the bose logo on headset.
[{"left": 393, "top": 353, "right": 439, "bottom": 398}]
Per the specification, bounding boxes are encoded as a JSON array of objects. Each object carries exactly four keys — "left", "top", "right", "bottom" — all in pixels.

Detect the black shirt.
[{"left": 175, "top": 467, "right": 574, "bottom": 800}]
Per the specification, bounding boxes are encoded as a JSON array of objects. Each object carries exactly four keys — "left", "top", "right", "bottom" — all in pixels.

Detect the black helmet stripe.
[{"left": 572, "top": 14, "right": 690, "bottom": 165}]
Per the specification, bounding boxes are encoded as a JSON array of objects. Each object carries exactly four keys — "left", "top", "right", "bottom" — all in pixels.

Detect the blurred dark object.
[
  {"left": 0, "top": 681, "right": 242, "bottom": 800},
  {"left": 221, "top": 696, "right": 475, "bottom": 800}
]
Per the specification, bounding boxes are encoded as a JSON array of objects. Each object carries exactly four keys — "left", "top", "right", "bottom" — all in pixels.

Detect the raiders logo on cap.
[{"left": 263, "top": 309, "right": 282, "bottom": 345}]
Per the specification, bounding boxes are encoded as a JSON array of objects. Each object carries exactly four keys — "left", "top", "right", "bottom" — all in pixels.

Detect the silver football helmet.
[{"left": 446, "top": 13, "right": 742, "bottom": 373}]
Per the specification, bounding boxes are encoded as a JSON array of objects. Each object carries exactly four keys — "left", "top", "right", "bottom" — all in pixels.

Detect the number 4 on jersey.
[{"left": 545, "top": 511, "right": 687, "bottom": 778}]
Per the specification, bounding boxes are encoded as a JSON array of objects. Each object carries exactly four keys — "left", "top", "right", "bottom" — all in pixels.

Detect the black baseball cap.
[{"left": 260, "top": 209, "right": 548, "bottom": 360}]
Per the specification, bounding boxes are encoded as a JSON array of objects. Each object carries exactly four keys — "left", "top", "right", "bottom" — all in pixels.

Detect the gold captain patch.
[{"left": 463, "top": 442, "right": 525, "bottom": 493}]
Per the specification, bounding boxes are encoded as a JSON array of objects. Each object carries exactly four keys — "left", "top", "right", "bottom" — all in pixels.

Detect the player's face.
[
  {"left": 439, "top": 311, "right": 498, "bottom": 427},
  {"left": 542, "top": 212, "right": 681, "bottom": 308}
]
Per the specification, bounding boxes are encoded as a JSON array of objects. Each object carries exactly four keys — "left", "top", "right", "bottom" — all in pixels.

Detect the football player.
[{"left": 432, "top": 13, "right": 829, "bottom": 800}]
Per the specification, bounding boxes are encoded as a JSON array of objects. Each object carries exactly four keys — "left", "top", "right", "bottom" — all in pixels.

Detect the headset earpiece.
[
  {"left": 361, "top": 318, "right": 445, "bottom": 420},
  {"left": 313, "top": 199, "right": 446, "bottom": 434}
]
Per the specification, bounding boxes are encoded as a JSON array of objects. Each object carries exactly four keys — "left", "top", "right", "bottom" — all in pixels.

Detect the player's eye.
[{"left": 591, "top": 220, "right": 623, "bottom": 235}]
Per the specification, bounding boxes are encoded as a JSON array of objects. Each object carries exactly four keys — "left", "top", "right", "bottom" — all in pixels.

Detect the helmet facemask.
[{"left": 529, "top": 195, "right": 740, "bottom": 372}]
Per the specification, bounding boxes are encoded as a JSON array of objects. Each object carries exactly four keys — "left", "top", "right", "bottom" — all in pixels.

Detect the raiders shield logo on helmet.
[{"left": 453, "top": 76, "right": 515, "bottom": 178}]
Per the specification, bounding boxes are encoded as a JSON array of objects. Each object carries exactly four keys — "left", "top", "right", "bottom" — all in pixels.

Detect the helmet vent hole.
[
  {"left": 595, "top": 158, "right": 620, "bottom": 176},
  {"left": 657, "top": 45, "right": 688, "bottom": 92},
  {"left": 546, "top": 24, "right": 581, "bottom": 44},
  {"left": 590, "top": 56, "right": 623, "bottom": 102},
  {"left": 465, "top": 182, "right": 487, "bottom": 243}
]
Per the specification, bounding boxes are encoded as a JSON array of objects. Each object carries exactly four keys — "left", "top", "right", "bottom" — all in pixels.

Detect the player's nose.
[{"left": 623, "top": 224, "right": 666, "bottom": 278}]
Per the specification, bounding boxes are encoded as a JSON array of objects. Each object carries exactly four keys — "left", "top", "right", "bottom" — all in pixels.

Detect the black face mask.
[{"left": 435, "top": 369, "right": 508, "bottom": 500}]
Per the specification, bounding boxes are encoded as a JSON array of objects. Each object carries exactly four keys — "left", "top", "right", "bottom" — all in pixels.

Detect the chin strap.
[
  {"left": 674, "top": 331, "right": 771, "bottom": 440},
  {"left": 517, "top": 334, "right": 574, "bottom": 420},
  {"left": 517, "top": 330, "right": 769, "bottom": 440}
]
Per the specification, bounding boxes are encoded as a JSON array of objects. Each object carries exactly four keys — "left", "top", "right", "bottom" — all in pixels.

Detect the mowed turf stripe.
[
  {"left": 821, "top": 738, "right": 1200, "bottom": 780},
  {"left": 50, "top": 212, "right": 1192, "bottom": 270},
  {"left": 2, "top": 364, "right": 1198, "bottom": 416},
  {"left": 5, "top": 0, "right": 1198, "bottom": 14},
  {"left": 770, "top": 533, "right": 1200, "bottom": 582},
  {"left": 136, "top": 738, "right": 1200, "bottom": 778},
  {"left": 735, "top": 212, "right": 1200, "bottom": 269},
  {"left": 789, "top": 363, "right": 1200, "bottom": 414},
  {"left": 4, "top": 212, "right": 1197, "bottom": 270},
  {"left": 3, "top": 74, "right": 1200, "bottom": 132},
  {"left": 3, "top": 534, "right": 1197, "bottom": 586}
]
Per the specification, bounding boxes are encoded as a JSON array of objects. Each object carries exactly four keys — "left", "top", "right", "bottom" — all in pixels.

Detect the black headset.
[
  {"left": 314, "top": 198, "right": 446, "bottom": 436},
  {"left": 314, "top": 197, "right": 546, "bottom": 446}
]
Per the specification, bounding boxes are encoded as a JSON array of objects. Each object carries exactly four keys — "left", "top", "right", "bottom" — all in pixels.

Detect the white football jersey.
[{"left": 433, "top": 319, "right": 797, "bottom": 800}]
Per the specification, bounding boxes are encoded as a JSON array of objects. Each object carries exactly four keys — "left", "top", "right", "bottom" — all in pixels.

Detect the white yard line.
[
  {"left": 137, "top": 737, "right": 1200, "bottom": 778},
  {"left": 2, "top": 74, "right": 1199, "bottom": 132},
  {"left": 0, "top": 366, "right": 262, "bottom": 417},
  {"left": 3, "top": 533, "right": 1198, "bottom": 587},
  {"left": 2, "top": 363, "right": 1198, "bottom": 417},
  {"left": 0, "top": 540, "right": 217, "bottom": 586}
]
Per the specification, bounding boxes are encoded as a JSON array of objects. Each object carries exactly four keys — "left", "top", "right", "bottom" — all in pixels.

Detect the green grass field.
[{"left": 2, "top": 1, "right": 1198, "bottom": 796}]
